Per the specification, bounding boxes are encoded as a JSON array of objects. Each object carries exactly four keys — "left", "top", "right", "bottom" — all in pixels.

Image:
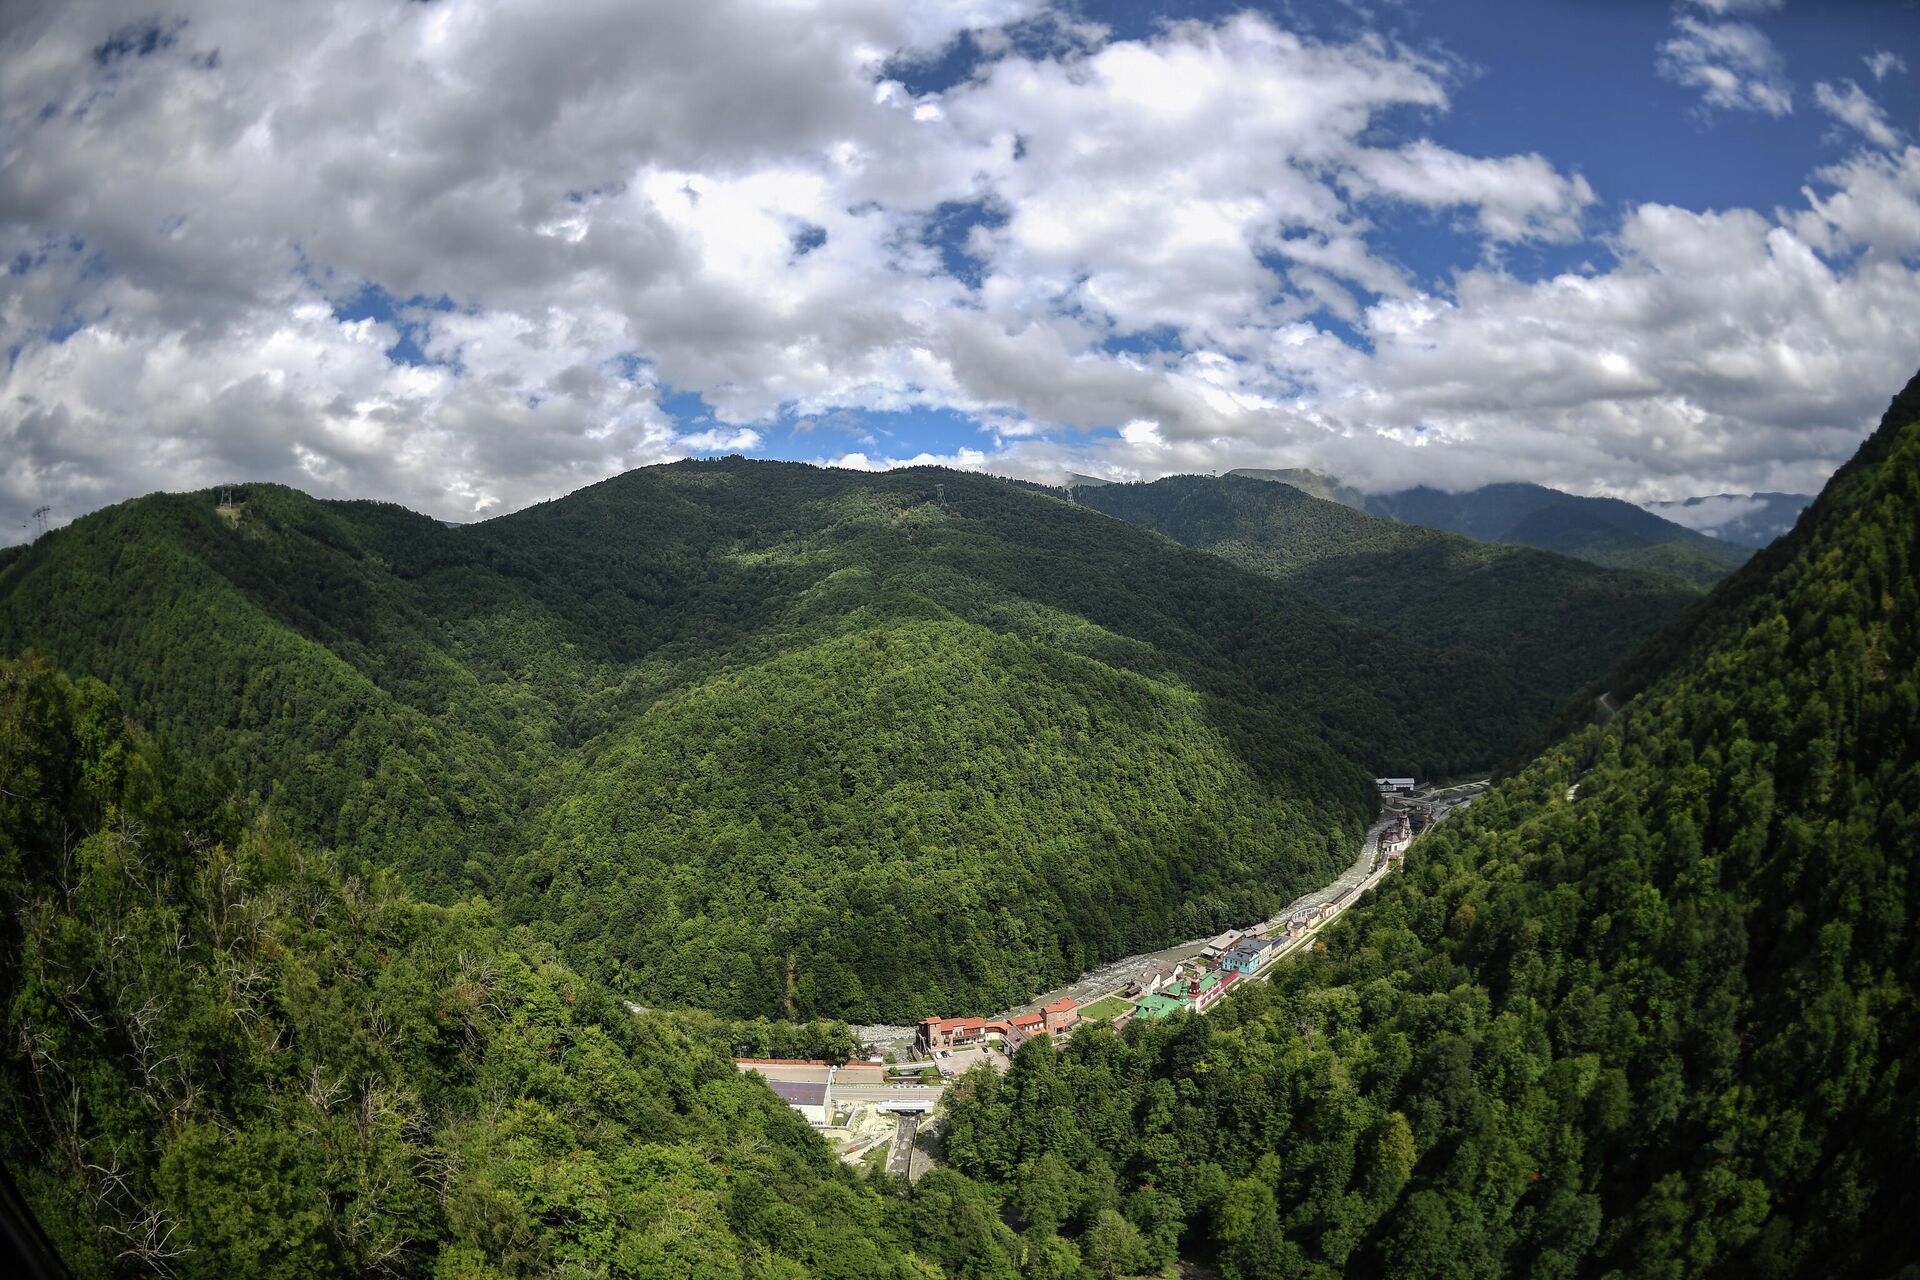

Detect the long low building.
[
  {"left": 917, "top": 998, "right": 1081, "bottom": 1057},
  {"left": 765, "top": 1079, "right": 830, "bottom": 1125}
]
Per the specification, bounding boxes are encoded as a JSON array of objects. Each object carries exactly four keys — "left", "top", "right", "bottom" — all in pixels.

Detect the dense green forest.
[
  {"left": 0, "top": 463, "right": 1567, "bottom": 1021},
  {"left": 940, "top": 377, "right": 1920, "bottom": 1276},
  {"left": 7, "top": 366, "right": 1915, "bottom": 1279},
  {"left": 0, "top": 655, "right": 972, "bottom": 1278},
  {"left": 1073, "top": 475, "right": 1697, "bottom": 727}
]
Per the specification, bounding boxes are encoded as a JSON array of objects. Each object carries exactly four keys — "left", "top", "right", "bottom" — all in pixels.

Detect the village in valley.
[{"left": 736, "top": 778, "right": 1483, "bottom": 1175}]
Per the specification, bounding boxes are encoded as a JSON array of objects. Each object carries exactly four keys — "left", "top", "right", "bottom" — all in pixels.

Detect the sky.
[{"left": 3, "top": 0, "right": 1919, "bottom": 541}]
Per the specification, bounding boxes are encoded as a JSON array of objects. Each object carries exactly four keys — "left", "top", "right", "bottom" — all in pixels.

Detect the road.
[
  {"left": 834, "top": 1083, "right": 944, "bottom": 1110},
  {"left": 853, "top": 782, "right": 1486, "bottom": 1058},
  {"left": 886, "top": 1115, "right": 920, "bottom": 1179}
]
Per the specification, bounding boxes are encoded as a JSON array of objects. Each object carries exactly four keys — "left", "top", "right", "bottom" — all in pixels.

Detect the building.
[
  {"left": 1132, "top": 991, "right": 1187, "bottom": 1021},
  {"left": 1004, "top": 1011, "right": 1046, "bottom": 1050},
  {"left": 736, "top": 1059, "right": 833, "bottom": 1082},
  {"left": 1128, "top": 962, "right": 1177, "bottom": 998},
  {"left": 1201, "top": 929, "right": 1244, "bottom": 958},
  {"left": 1133, "top": 970, "right": 1239, "bottom": 1020},
  {"left": 917, "top": 1015, "right": 989, "bottom": 1055},
  {"left": 767, "top": 1079, "right": 830, "bottom": 1126},
  {"left": 1189, "top": 970, "right": 1236, "bottom": 1012},
  {"left": 1375, "top": 777, "right": 1417, "bottom": 793},
  {"left": 1040, "top": 997, "right": 1080, "bottom": 1041},
  {"left": 1220, "top": 936, "right": 1273, "bottom": 975}
]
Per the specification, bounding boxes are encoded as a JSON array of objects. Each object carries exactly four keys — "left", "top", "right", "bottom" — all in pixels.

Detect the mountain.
[
  {"left": 5, "top": 371, "right": 1916, "bottom": 1278},
  {"left": 945, "top": 371, "right": 1920, "bottom": 1275},
  {"left": 0, "top": 462, "right": 1544, "bottom": 1023},
  {"left": 1072, "top": 474, "right": 1699, "bottom": 729},
  {"left": 1364, "top": 481, "right": 1751, "bottom": 588},
  {"left": 1641, "top": 490, "right": 1814, "bottom": 548},
  {"left": 0, "top": 656, "right": 984, "bottom": 1278},
  {"left": 1212, "top": 471, "right": 1755, "bottom": 588},
  {"left": 1225, "top": 467, "right": 1369, "bottom": 510}
]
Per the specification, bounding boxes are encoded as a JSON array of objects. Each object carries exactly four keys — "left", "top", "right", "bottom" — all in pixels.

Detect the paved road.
[
  {"left": 854, "top": 783, "right": 1486, "bottom": 1058},
  {"left": 835, "top": 1083, "right": 943, "bottom": 1109}
]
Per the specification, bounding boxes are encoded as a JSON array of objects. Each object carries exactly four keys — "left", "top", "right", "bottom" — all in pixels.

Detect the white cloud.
[
  {"left": 1658, "top": 16, "right": 1795, "bottom": 116},
  {"left": 2, "top": 1, "right": 1916, "bottom": 540},
  {"left": 1814, "top": 79, "right": 1901, "bottom": 149},
  {"left": 1865, "top": 51, "right": 1907, "bottom": 82},
  {"left": 1344, "top": 141, "right": 1596, "bottom": 243},
  {"left": 676, "top": 427, "right": 765, "bottom": 452},
  {"left": 1683, "top": 0, "right": 1785, "bottom": 13},
  {"left": 1642, "top": 493, "right": 1765, "bottom": 533},
  {"left": 824, "top": 446, "right": 988, "bottom": 471}
]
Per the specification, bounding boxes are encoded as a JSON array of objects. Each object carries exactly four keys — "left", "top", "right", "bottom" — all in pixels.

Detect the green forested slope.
[
  {"left": 1075, "top": 474, "right": 1697, "bottom": 724},
  {"left": 0, "top": 463, "right": 1535, "bottom": 1021},
  {"left": 7, "top": 379, "right": 1917, "bottom": 1277},
  {"left": 944, "top": 378, "right": 1920, "bottom": 1277},
  {"left": 0, "top": 657, "right": 987, "bottom": 1279}
]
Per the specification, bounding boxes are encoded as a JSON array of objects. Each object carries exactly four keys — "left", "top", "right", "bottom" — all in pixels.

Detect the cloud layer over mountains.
[{"left": 3, "top": 0, "right": 1917, "bottom": 536}]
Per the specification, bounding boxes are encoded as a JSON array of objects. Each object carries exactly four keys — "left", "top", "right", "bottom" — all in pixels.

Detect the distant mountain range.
[
  {"left": 1072, "top": 473, "right": 1699, "bottom": 733},
  {"left": 1640, "top": 490, "right": 1814, "bottom": 547},
  {"left": 1087, "top": 468, "right": 1754, "bottom": 589}
]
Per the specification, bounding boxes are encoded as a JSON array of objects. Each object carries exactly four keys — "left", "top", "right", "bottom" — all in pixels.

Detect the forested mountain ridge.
[
  {"left": 0, "top": 656, "right": 973, "bottom": 1278},
  {"left": 943, "top": 373, "right": 1920, "bottom": 1276},
  {"left": 0, "top": 462, "right": 1537, "bottom": 1021},
  {"left": 5, "top": 373, "right": 1917, "bottom": 1277},
  {"left": 1072, "top": 474, "right": 1698, "bottom": 727},
  {"left": 1361, "top": 481, "right": 1750, "bottom": 588},
  {"left": 1222, "top": 468, "right": 1369, "bottom": 510}
]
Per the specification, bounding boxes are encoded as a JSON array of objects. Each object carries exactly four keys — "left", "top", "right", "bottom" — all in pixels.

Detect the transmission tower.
[
  {"left": 935, "top": 482, "right": 946, "bottom": 508},
  {"left": 30, "top": 505, "right": 49, "bottom": 541}
]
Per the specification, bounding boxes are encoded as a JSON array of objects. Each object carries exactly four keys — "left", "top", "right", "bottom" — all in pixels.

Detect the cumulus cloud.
[
  {"left": 1658, "top": 16, "right": 1795, "bottom": 116},
  {"left": 2, "top": 0, "right": 1917, "bottom": 540},
  {"left": 1343, "top": 141, "right": 1596, "bottom": 243},
  {"left": 1814, "top": 79, "right": 1902, "bottom": 149},
  {"left": 824, "top": 446, "right": 988, "bottom": 472},
  {"left": 1865, "top": 51, "right": 1907, "bottom": 82}
]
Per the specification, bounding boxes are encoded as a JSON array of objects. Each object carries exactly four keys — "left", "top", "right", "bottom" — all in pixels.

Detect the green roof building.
[{"left": 1132, "top": 993, "right": 1188, "bottom": 1021}]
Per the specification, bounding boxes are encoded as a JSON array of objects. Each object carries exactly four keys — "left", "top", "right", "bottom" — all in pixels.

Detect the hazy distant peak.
[
  {"left": 1640, "top": 491, "right": 1814, "bottom": 548},
  {"left": 1225, "top": 468, "right": 1369, "bottom": 510}
]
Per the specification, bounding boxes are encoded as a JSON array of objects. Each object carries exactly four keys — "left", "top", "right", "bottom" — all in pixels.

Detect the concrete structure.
[{"left": 1375, "top": 777, "right": 1417, "bottom": 793}]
